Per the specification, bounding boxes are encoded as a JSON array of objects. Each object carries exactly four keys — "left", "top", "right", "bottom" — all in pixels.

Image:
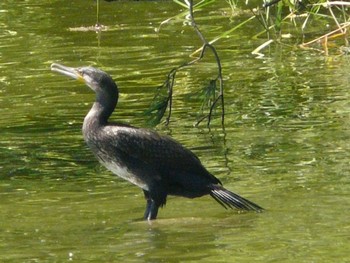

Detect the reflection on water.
[{"left": 1, "top": 0, "right": 349, "bottom": 262}]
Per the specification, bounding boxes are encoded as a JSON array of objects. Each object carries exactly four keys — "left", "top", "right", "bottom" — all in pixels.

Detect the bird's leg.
[
  {"left": 144, "top": 200, "right": 159, "bottom": 221},
  {"left": 143, "top": 190, "right": 159, "bottom": 221}
]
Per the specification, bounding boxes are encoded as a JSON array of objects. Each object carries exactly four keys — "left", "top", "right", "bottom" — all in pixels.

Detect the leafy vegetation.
[
  {"left": 229, "top": 0, "right": 349, "bottom": 55},
  {"left": 144, "top": 0, "right": 349, "bottom": 126},
  {"left": 146, "top": 0, "right": 225, "bottom": 127},
  {"left": 96, "top": 0, "right": 349, "bottom": 126},
  {"left": 263, "top": 0, "right": 348, "bottom": 54}
]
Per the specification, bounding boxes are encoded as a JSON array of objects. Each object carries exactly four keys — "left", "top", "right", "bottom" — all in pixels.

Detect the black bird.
[{"left": 50, "top": 63, "right": 263, "bottom": 220}]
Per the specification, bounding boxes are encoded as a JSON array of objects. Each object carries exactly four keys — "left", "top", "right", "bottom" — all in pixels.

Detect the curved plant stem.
[
  {"left": 149, "top": 0, "right": 225, "bottom": 127},
  {"left": 186, "top": 0, "right": 224, "bottom": 126}
]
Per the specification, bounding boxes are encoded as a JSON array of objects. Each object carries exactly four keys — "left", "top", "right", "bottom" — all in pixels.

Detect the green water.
[{"left": 1, "top": 1, "right": 349, "bottom": 262}]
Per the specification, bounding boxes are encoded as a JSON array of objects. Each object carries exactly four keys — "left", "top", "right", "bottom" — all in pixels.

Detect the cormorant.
[{"left": 50, "top": 63, "right": 263, "bottom": 220}]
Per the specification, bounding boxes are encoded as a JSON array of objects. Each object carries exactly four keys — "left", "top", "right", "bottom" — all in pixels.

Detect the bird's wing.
[{"left": 102, "top": 125, "right": 220, "bottom": 184}]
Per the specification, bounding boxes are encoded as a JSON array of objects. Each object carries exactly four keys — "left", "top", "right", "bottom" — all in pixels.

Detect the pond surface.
[{"left": 1, "top": 1, "right": 349, "bottom": 262}]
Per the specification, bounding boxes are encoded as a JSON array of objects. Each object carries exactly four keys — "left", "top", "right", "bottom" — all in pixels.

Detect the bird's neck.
[{"left": 83, "top": 92, "right": 118, "bottom": 136}]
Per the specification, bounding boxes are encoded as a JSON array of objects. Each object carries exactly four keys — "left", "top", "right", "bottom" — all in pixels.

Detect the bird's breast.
[{"left": 99, "top": 158, "right": 149, "bottom": 191}]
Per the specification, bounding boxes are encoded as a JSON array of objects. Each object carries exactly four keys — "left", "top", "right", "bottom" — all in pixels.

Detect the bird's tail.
[{"left": 209, "top": 184, "right": 263, "bottom": 212}]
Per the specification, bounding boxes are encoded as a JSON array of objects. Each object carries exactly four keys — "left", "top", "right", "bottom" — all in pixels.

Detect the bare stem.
[
  {"left": 155, "top": 0, "right": 225, "bottom": 127},
  {"left": 187, "top": 0, "right": 225, "bottom": 127}
]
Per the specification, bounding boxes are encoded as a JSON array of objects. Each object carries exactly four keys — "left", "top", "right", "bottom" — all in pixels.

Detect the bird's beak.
[{"left": 51, "top": 63, "right": 84, "bottom": 83}]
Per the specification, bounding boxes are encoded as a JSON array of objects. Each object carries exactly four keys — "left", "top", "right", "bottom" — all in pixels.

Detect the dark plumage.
[{"left": 51, "top": 63, "right": 263, "bottom": 220}]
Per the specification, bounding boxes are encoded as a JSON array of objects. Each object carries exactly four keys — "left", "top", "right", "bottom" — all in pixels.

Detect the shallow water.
[{"left": 1, "top": 1, "right": 349, "bottom": 262}]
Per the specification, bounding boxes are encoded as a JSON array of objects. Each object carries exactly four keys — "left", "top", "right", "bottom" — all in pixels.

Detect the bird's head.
[{"left": 51, "top": 63, "right": 118, "bottom": 96}]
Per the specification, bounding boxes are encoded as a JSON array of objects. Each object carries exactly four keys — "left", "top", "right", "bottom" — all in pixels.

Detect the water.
[{"left": 1, "top": 1, "right": 350, "bottom": 262}]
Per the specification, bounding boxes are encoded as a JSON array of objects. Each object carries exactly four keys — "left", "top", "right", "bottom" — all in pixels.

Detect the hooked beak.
[{"left": 51, "top": 63, "right": 84, "bottom": 82}]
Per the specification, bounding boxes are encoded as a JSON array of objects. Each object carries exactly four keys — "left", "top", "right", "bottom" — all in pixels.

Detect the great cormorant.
[{"left": 50, "top": 63, "right": 263, "bottom": 220}]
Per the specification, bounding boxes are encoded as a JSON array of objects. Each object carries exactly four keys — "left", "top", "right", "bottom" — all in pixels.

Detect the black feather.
[{"left": 210, "top": 184, "right": 263, "bottom": 212}]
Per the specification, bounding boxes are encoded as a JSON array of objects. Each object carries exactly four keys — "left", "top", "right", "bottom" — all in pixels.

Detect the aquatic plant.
[{"left": 256, "top": 0, "right": 350, "bottom": 55}]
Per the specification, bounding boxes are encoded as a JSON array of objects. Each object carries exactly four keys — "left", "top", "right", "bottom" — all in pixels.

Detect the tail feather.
[{"left": 209, "top": 184, "right": 263, "bottom": 212}]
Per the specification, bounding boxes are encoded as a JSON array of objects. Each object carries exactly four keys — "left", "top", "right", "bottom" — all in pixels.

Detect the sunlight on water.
[{"left": 0, "top": 0, "right": 349, "bottom": 262}]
